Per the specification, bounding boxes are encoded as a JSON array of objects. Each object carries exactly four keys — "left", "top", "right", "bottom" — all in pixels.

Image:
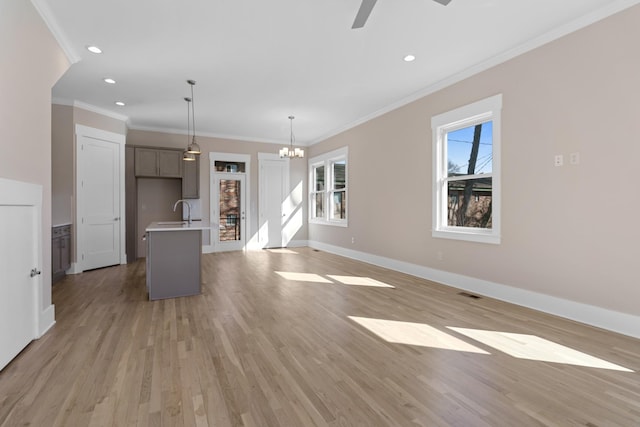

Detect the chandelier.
[{"left": 279, "top": 115, "right": 304, "bottom": 158}]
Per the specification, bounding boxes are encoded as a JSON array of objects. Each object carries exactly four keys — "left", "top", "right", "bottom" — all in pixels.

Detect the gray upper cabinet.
[
  {"left": 158, "top": 150, "right": 183, "bottom": 177},
  {"left": 135, "top": 147, "right": 183, "bottom": 178},
  {"left": 182, "top": 156, "right": 199, "bottom": 198},
  {"left": 134, "top": 148, "right": 158, "bottom": 176}
]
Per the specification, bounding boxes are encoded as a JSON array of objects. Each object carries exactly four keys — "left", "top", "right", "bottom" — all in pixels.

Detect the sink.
[{"left": 157, "top": 221, "right": 186, "bottom": 225}]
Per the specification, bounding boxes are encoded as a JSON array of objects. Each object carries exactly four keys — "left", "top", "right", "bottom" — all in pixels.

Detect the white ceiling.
[{"left": 36, "top": 0, "right": 637, "bottom": 145}]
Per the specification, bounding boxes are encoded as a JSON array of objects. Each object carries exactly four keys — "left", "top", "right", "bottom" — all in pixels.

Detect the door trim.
[
  {"left": 258, "top": 152, "right": 290, "bottom": 248},
  {"left": 74, "top": 125, "right": 126, "bottom": 273},
  {"left": 212, "top": 173, "right": 246, "bottom": 252},
  {"left": 209, "top": 152, "right": 251, "bottom": 251}
]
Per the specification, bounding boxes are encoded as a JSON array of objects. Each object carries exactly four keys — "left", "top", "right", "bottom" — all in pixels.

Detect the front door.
[
  {"left": 214, "top": 173, "right": 246, "bottom": 252},
  {"left": 77, "top": 126, "right": 124, "bottom": 271}
]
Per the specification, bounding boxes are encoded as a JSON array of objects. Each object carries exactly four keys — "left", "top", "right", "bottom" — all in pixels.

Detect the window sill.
[
  {"left": 310, "top": 219, "right": 348, "bottom": 228},
  {"left": 432, "top": 228, "right": 500, "bottom": 244}
]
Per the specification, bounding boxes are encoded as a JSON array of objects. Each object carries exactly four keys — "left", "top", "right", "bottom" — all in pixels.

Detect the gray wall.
[
  {"left": 127, "top": 130, "right": 309, "bottom": 247},
  {"left": 136, "top": 178, "right": 182, "bottom": 258},
  {"left": 1, "top": 1, "right": 70, "bottom": 312},
  {"left": 51, "top": 104, "right": 128, "bottom": 263},
  {"left": 309, "top": 5, "right": 640, "bottom": 320}
]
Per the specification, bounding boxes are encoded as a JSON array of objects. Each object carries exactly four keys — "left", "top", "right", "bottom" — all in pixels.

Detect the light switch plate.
[{"left": 570, "top": 152, "right": 580, "bottom": 165}]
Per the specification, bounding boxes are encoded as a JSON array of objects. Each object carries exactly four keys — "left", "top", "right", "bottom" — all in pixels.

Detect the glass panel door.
[{"left": 214, "top": 173, "right": 246, "bottom": 251}]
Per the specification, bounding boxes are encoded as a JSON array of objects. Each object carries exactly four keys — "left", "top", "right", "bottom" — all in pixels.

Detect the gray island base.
[{"left": 145, "top": 222, "right": 211, "bottom": 300}]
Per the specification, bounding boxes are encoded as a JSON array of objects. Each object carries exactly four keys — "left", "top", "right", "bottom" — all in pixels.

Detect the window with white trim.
[
  {"left": 309, "top": 147, "right": 348, "bottom": 226},
  {"left": 431, "top": 94, "right": 501, "bottom": 244},
  {"left": 310, "top": 164, "right": 325, "bottom": 219}
]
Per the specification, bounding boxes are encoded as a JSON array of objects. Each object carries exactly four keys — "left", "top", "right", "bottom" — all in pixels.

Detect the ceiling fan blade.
[
  {"left": 352, "top": 0, "right": 378, "bottom": 29},
  {"left": 432, "top": 0, "right": 452, "bottom": 5}
]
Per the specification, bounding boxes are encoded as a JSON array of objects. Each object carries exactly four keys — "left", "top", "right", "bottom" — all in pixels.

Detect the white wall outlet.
[
  {"left": 437, "top": 250, "right": 443, "bottom": 261},
  {"left": 554, "top": 154, "right": 564, "bottom": 167},
  {"left": 570, "top": 152, "right": 580, "bottom": 165},
  {"left": 351, "top": 237, "right": 355, "bottom": 244}
]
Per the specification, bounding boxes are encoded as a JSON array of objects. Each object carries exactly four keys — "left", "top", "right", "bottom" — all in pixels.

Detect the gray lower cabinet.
[
  {"left": 135, "top": 147, "right": 183, "bottom": 178},
  {"left": 145, "top": 229, "right": 201, "bottom": 300},
  {"left": 52, "top": 225, "right": 71, "bottom": 283}
]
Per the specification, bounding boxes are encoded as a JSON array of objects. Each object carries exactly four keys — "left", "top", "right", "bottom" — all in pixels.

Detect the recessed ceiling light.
[
  {"left": 86, "top": 45, "right": 102, "bottom": 54},
  {"left": 404, "top": 54, "right": 416, "bottom": 62},
  {"left": 103, "top": 78, "right": 116, "bottom": 84},
  {"left": 115, "top": 101, "right": 125, "bottom": 106}
]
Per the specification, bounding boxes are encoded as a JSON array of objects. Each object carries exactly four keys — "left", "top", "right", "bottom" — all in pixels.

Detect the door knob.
[{"left": 30, "top": 268, "right": 41, "bottom": 277}]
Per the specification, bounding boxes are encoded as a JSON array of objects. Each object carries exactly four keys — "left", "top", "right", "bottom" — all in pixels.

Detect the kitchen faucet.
[{"left": 173, "top": 199, "right": 192, "bottom": 224}]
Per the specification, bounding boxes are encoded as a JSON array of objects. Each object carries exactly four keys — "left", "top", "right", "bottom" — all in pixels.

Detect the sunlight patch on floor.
[
  {"left": 448, "top": 327, "right": 634, "bottom": 372},
  {"left": 348, "top": 316, "right": 490, "bottom": 354},
  {"left": 267, "top": 248, "right": 298, "bottom": 254},
  {"left": 275, "top": 271, "right": 332, "bottom": 283},
  {"left": 328, "top": 275, "right": 395, "bottom": 288}
]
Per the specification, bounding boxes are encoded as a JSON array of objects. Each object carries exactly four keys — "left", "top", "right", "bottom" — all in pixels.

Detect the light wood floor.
[{"left": 1, "top": 248, "right": 639, "bottom": 426}]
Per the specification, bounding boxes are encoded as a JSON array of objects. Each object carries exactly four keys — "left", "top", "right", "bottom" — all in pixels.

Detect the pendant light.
[
  {"left": 186, "top": 79, "right": 201, "bottom": 154},
  {"left": 279, "top": 115, "right": 304, "bottom": 158},
  {"left": 183, "top": 96, "right": 195, "bottom": 161}
]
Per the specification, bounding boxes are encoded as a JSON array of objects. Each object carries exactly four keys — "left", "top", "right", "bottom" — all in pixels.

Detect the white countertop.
[{"left": 146, "top": 221, "right": 213, "bottom": 232}]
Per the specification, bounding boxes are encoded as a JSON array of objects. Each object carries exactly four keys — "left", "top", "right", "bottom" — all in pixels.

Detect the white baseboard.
[
  {"left": 38, "top": 304, "right": 56, "bottom": 338},
  {"left": 308, "top": 240, "right": 640, "bottom": 340},
  {"left": 201, "top": 240, "right": 310, "bottom": 253},
  {"left": 285, "top": 240, "right": 308, "bottom": 248},
  {"left": 67, "top": 262, "right": 82, "bottom": 275}
]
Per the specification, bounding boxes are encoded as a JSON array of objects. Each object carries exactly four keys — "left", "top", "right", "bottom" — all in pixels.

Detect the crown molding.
[
  {"left": 30, "top": 0, "right": 80, "bottom": 64},
  {"left": 310, "top": 0, "right": 640, "bottom": 145},
  {"left": 73, "top": 100, "right": 129, "bottom": 122},
  {"left": 53, "top": 98, "right": 129, "bottom": 123},
  {"left": 127, "top": 124, "right": 310, "bottom": 147}
]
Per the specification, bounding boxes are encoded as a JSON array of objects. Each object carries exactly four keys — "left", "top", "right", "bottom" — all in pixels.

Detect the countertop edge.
[{"left": 146, "top": 221, "right": 214, "bottom": 232}]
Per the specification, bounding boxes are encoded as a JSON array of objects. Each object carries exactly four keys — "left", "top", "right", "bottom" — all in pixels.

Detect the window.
[
  {"left": 309, "top": 147, "right": 348, "bottom": 226},
  {"left": 330, "top": 160, "right": 346, "bottom": 220},
  {"left": 431, "top": 94, "right": 501, "bottom": 244},
  {"left": 311, "top": 164, "right": 325, "bottom": 219}
]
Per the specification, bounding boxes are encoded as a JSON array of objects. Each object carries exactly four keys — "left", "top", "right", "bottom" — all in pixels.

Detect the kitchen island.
[{"left": 145, "top": 221, "right": 211, "bottom": 300}]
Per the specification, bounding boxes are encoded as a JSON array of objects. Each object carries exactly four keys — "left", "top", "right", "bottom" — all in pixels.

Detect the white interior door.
[
  {"left": 213, "top": 173, "right": 246, "bottom": 252},
  {"left": 259, "top": 156, "right": 289, "bottom": 248},
  {"left": 0, "top": 205, "right": 38, "bottom": 370},
  {"left": 77, "top": 126, "right": 125, "bottom": 271}
]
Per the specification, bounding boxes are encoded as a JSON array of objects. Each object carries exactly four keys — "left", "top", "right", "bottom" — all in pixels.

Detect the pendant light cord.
[
  {"left": 289, "top": 115, "right": 295, "bottom": 149},
  {"left": 185, "top": 97, "right": 191, "bottom": 143},
  {"left": 190, "top": 81, "right": 197, "bottom": 142}
]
